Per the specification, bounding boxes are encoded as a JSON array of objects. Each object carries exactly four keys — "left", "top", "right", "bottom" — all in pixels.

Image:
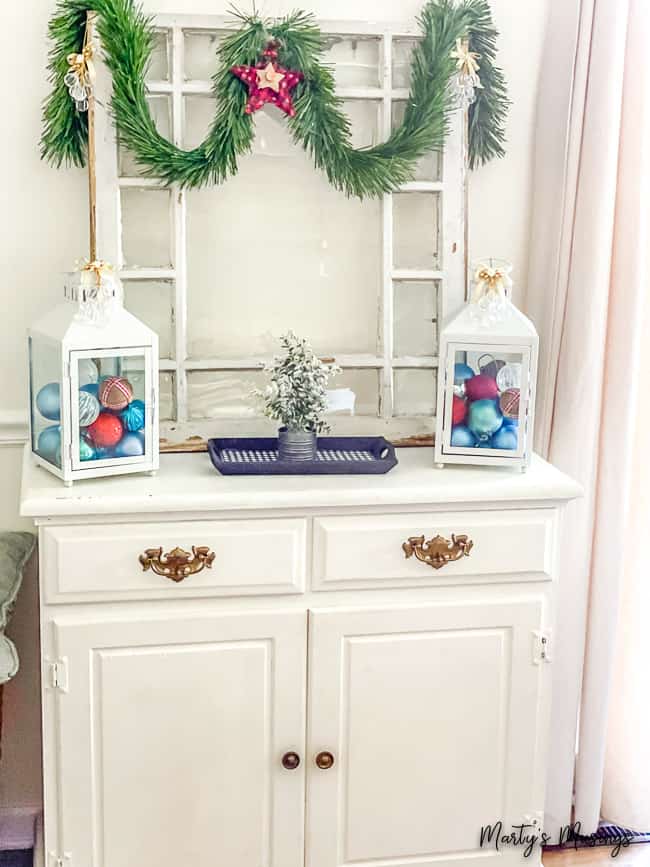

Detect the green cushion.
[{"left": 0, "top": 532, "right": 36, "bottom": 685}]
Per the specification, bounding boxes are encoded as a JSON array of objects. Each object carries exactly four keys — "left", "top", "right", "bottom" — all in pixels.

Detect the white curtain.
[{"left": 526, "top": 0, "right": 650, "bottom": 836}]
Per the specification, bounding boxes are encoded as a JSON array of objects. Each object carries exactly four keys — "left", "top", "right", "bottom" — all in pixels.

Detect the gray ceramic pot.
[{"left": 278, "top": 428, "right": 317, "bottom": 462}]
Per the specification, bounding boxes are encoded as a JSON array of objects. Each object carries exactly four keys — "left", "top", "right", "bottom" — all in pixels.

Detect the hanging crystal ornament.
[
  {"left": 65, "top": 260, "right": 123, "bottom": 327},
  {"left": 450, "top": 37, "right": 483, "bottom": 107},
  {"left": 469, "top": 259, "right": 513, "bottom": 324},
  {"left": 64, "top": 24, "right": 95, "bottom": 112}
]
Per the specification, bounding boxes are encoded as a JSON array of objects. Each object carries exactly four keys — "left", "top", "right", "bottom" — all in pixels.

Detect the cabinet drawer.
[
  {"left": 42, "top": 518, "right": 307, "bottom": 602},
  {"left": 312, "top": 510, "right": 555, "bottom": 589}
]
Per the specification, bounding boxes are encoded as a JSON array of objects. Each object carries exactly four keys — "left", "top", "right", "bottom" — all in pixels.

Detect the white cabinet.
[{"left": 21, "top": 448, "right": 580, "bottom": 867}]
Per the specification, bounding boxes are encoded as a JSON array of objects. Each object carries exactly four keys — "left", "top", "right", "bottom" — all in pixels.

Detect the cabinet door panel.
[
  {"left": 50, "top": 610, "right": 306, "bottom": 867},
  {"left": 307, "top": 599, "right": 547, "bottom": 867}
]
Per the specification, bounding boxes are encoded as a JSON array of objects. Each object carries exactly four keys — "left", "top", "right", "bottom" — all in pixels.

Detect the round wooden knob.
[
  {"left": 315, "top": 751, "right": 335, "bottom": 770},
  {"left": 281, "top": 751, "right": 301, "bottom": 770}
]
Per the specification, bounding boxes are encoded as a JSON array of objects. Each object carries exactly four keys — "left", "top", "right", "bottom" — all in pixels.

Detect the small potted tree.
[{"left": 255, "top": 332, "right": 340, "bottom": 461}]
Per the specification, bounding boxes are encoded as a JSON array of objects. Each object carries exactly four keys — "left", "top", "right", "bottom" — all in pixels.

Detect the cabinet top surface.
[{"left": 19, "top": 445, "right": 581, "bottom": 520}]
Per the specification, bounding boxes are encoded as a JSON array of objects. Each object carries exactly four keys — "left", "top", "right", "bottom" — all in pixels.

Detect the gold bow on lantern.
[
  {"left": 77, "top": 258, "right": 114, "bottom": 286},
  {"left": 450, "top": 38, "right": 483, "bottom": 88},
  {"left": 66, "top": 44, "right": 95, "bottom": 89},
  {"left": 471, "top": 264, "right": 513, "bottom": 304}
]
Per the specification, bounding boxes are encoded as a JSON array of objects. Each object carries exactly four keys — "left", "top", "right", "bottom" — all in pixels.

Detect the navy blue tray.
[{"left": 207, "top": 436, "right": 398, "bottom": 475}]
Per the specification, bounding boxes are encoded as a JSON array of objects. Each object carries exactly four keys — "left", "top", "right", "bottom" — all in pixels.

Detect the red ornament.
[
  {"left": 231, "top": 47, "right": 304, "bottom": 118},
  {"left": 465, "top": 374, "right": 499, "bottom": 402},
  {"left": 452, "top": 395, "right": 467, "bottom": 426},
  {"left": 87, "top": 412, "right": 124, "bottom": 448}
]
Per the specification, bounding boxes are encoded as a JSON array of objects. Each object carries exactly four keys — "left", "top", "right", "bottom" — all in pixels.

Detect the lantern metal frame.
[
  {"left": 28, "top": 294, "right": 159, "bottom": 485},
  {"left": 434, "top": 299, "right": 538, "bottom": 470}
]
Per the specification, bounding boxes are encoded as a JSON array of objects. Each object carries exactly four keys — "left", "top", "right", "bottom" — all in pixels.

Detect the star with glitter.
[{"left": 231, "top": 46, "right": 304, "bottom": 117}]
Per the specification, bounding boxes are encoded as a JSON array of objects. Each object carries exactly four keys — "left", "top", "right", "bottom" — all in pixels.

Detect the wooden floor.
[{"left": 544, "top": 844, "right": 650, "bottom": 865}]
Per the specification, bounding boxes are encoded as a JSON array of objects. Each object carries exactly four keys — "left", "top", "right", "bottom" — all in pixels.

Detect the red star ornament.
[{"left": 231, "top": 57, "right": 304, "bottom": 117}]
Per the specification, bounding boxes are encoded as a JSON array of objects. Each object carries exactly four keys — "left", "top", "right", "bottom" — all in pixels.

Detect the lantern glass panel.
[
  {"left": 446, "top": 346, "right": 529, "bottom": 456},
  {"left": 70, "top": 350, "right": 152, "bottom": 469},
  {"left": 29, "top": 336, "right": 63, "bottom": 469}
]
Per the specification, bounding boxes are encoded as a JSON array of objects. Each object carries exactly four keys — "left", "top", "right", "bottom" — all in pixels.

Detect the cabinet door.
[
  {"left": 49, "top": 610, "right": 307, "bottom": 867},
  {"left": 306, "top": 599, "right": 547, "bottom": 867}
]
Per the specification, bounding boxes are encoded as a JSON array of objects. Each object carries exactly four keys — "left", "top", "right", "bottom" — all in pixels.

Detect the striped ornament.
[{"left": 99, "top": 376, "right": 134, "bottom": 411}]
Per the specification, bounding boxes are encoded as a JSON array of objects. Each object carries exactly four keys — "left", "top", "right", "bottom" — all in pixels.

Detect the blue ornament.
[
  {"left": 454, "top": 363, "right": 475, "bottom": 386},
  {"left": 491, "top": 427, "right": 519, "bottom": 451},
  {"left": 80, "top": 382, "right": 99, "bottom": 398},
  {"left": 79, "top": 436, "right": 95, "bottom": 461},
  {"left": 120, "top": 399, "right": 146, "bottom": 432},
  {"left": 37, "top": 425, "right": 61, "bottom": 462},
  {"left": 94, "top": 446, "right": 114, "bottom": 460},
  {"left": 468, "top": 399, "right": 503, "bottom": 441},
  {"left": 79, "top": 390, "right": 100, "bottom": 427},
  {"left": 450, "top": 425, "right": 477, "bottom": 448},
  {"left": 114, "top": 432, "right": 145, "bottom": 458},
  {"left": 36, "top": 382, "right": 61, "bottom": 421}
]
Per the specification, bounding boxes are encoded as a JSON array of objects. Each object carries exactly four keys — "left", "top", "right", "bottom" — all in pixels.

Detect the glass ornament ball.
[
  {"left": 465, "top": 374, "right": 499, "bottom": 402},
  {"left": 450, "top": 425, "right": 477, "bottom": 447},
  {"left": 120, "top": 399, "right": 146, "bottom": 432},
  {"left": 37, "top": 425, "right": 61, "bottom": 462},
  {"left": 496, "top": 363, "right": 522, "bottom": 392},
  {"left": 467, "top": 399, "right": 503, "bottom": 441},
  {"left": 491, "top": 426, "right": 518, "bottom": 450},
  {"left": 36, "top": 382, "right": 61, "bottom": 421},
  {"left": 454, "top": 362, "right": 474, "bottom": 386},
  {"left": 114, "top": 432, "right": 145, "bottom": 458},
  {"left": 78, "top": 390, "right": 100, "bottom": 427},
  {"left": 87, "top": 413, "right": 124, "bottom": 448}
]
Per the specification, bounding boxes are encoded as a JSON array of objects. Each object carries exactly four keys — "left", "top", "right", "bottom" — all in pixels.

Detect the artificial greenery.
[
  {"left": 41, "top": 0, "right": 509, "bottom": 198},
  {"left": 253, "top": 332, "right": 341, "bottom": 433}
]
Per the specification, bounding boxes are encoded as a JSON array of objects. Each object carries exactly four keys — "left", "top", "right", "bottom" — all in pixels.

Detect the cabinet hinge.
[
  {"left": 532, "top": 630, "right": 552, "bottom": 665},
  {"left": 47, "top": 658, "right": 69, "bottom": 692}
]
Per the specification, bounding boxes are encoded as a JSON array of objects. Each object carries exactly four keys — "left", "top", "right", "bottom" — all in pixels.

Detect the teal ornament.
[
  {"left": 94, "top": 446, "right": 114, "bottom": 460},
  {"left": 491, "top": 427, "right": 518, "bottom": 450},
  {"left": 454, "top": 363, "right": 474, "bottom": 385},
  {"left": 79, "top": 436, "right": 95, "bottom": 461},
  {"left": 37, "top": 425, "right": 61, "bottom": 462},
  {"left": 79, "top": 390, "right": 100, "bottom": 427},
  {"left": 120, "top": 399, "right": 146, "bottom": 432},
  {"left": 114, "top": 432, "right": 145, "bottom": 458},
  {"left": 450, "top": 425, "right": 477, "bottom": 448},
  {"left": 80, "top": 382, "right": 99, "bottom": 398},
  {"left": 78, "top": 358, "right": 99, "bottom": 387},
  {"left": 468, "top": 399, "right": 503, "bottom": 442},
  {"left": 36, "top": 382, "right": 61, "bottom": 421}
]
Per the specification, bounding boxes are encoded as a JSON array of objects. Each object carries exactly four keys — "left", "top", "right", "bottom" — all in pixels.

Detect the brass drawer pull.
[
  {"left": 281, "top": 751, "right": 301, "bottom": 770},
  {"left": 402, "top": 534, "right": 473, "bottom": 570},
  {"left": 315, "top": 751, "right": 335, "bottom": 770},
  {"left": 139, "top": 546, "right": 216, "bottom": 583}
]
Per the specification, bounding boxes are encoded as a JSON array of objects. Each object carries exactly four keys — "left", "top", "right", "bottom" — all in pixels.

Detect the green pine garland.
[{"left": 41, "top": 0, "right": 509, "bottom": 198}]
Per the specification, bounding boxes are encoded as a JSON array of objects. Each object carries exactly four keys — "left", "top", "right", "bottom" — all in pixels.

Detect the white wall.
[{"left": 0, "top": 0, "right": 550, "bottom": 810}]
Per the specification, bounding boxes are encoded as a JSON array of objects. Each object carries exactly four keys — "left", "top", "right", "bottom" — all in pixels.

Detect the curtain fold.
[{"left": 526, "top": 0, "right": 649, "bottom": 835}]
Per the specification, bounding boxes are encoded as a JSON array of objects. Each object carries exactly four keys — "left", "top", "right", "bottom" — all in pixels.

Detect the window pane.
[
  {"left": 394, "top": 369, "right": 436, "bottom": 416},
  {"left": 392, "top": 38, "right": 417, "bottom": 89},
  {"left": 344, "top": 100, "right": 382, "bottom": 148},
  {"left": 185, "top": 108, "right": 382, "bottom": 359},
  {"left": 324, "top": 35, "right": 381, "bottom": 87},
  {"left": 392, "top": 102, "right": 441, "bottom": 182},
  {"left": 394, "top": 281, "right": 439, "bottom": 357},
  {"left": 149, "top": 29, "right": 171, "bottom": 81},
  {"left": 183, "top": 95, "right": 214, "bottom": 149},
  {"left": 336, "top": 369, "right": 380, "bottom": 417},
  {"left": 183, "top": 30, "right": 223, "bottom": 80},
  {"left": 123, "top": 280, "right": 174, "bottom": 359},
  {"left": 159, "top": 372, "right": 175, "bottom": 421},
  {"left": 393, "top": 192, "right": 440, "bottom": 270},
  {"left": 121, "top": 188, "right": 172, "bottom": 269},
  {"left": 188, "top": 370, "right": 266, "bottom": 420},
  {"left": 119, "top": 96, "right": 171, "bottom": 177}
]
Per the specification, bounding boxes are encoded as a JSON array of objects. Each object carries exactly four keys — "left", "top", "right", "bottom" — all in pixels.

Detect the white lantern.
[
  {"left": 28, "top": 266, "right": 159, "bottom": 485},
  {"left": 434, "top": 261, "right": 538, "bottom": 470}
]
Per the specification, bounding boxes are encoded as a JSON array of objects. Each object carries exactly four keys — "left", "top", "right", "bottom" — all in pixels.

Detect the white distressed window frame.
[{"left": 92, "top": 14, "right": 468, "bottom": 447}]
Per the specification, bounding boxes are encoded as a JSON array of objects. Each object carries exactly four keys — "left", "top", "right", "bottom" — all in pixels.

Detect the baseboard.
[
  {"left": 0, "top": 806, "right": 40, "bottom": 851},
  {"left": 0, "top": 413, "right": 28, "bottom": 448}
]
